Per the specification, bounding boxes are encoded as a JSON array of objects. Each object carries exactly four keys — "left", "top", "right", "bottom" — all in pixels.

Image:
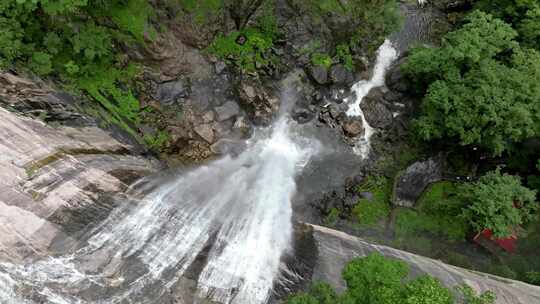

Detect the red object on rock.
[{"left": 473, "top": 229, "right": 517, "bottom": 253}]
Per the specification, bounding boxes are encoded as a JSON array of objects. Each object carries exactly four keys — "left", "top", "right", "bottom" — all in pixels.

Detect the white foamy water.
[
  {"left": 346, "top": 39, "right": 398, "bottom": 158},
  {"left": 0, "top": 113, "right": 318, "bottom": 303}
]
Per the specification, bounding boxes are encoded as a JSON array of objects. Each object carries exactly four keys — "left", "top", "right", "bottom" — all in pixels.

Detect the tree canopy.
[
  {"left": 459, "top": 169, "right": 538, "bottom": 238},
  {"left": 402, "top": 11, "right": 540, "bottom": 155}
]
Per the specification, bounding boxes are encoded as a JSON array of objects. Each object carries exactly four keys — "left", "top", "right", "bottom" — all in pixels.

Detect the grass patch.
[
  {"left": 352, "top": 175, "right": 391, "bottom": 226},
  {"left": 395, "top": 181, "right": 468, "bottom": 242}
]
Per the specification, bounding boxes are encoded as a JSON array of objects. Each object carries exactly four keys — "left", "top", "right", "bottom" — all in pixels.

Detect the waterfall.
[
  {"left": 346, "top": 39, "right": 398, "bottom": 158},
  {"left": 0, "top": 40, "right": 398, "bottom": 303},
  {"left": 0, "top": 108, "right": 318, "bottom": 303}
]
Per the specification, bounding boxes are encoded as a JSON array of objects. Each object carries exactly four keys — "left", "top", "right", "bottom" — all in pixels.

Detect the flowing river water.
[{"left": 0, "top": 41, "right": 398, "bottom": 304}]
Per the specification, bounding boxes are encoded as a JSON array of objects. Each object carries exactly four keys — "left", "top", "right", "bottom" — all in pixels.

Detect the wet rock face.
[
  {"left": 392, "top": 156, "right": 444, "bottom": 207},
  {"left": 0, "top": 73, "right": 160, "bottom": 262}
]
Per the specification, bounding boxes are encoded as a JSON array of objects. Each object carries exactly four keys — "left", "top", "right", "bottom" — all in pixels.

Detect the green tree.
[
  {"left": 459, "top": 169, "right": 538, "bottom": 238},
  {"left": 403, "top": 11, "right": 540, "bottom": 155}
]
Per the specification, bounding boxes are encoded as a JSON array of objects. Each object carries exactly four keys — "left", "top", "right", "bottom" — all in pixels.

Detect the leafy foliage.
[
  {"left": 311, "top": 53, "right": 332, "bottom": 69},
  {"left": 458, "top": 169, "right": 538, "bottom": 238},
  {"left": 336, "top": 44, "right": 354, "bottom": 71},
  {"left": 403, "top": 11, "right": 540, "bottom": 155},
  {"left": 0, "top": 0, "right": 155, "bottom": 134},
  {"left": 287, "top": 253, "right": 495, "bottom": 304},
  {"left": 473, "top": 0, "right": 540, "bottom": 49},
  {"left": 207, "top": 8, "right": 279, "bottom": 72}
]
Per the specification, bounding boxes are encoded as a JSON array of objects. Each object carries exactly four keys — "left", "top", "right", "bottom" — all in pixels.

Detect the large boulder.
[
  {"left": 309, "top": 66, "right": 329, "bottom": 85},
  {"left": 392, "top": 156, "right": 444, "bottom": 207},
  {"left": 342, "top": 118, "right": 364, "bottom": 137},
  {"left": 329, "top": 64, "right": 354, "bottom": 86},
  {"left": 361, "top": 88, "right": 394, "bottom": 129},
  {"left": 214, "top": 101, "right": 240, "bottom": 122}
]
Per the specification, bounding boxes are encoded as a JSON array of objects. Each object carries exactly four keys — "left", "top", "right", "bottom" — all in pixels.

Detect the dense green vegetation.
[
  {"left": 287, "top": 253, "right": 495, "bottom": 304},
  {"left": 208, "top": 9, "right": 279, "bottom": 72},
  {"left": 0, "top": 0, "right": 155, "bottom": 135},
  {"left": 403, "top": 11, "right": 540, "bottom": 156},
  {"left": 398, "top": 1, "right": 540, "bottom": 285},
  {"left": 459, "top": 169, "right": 538, "bottom": 238},
  {"left": 352, "top": 175, "right": 391, "bottom": 226},
  {"left": 473, "top": 0, "right": 540, "bottom": 49}
]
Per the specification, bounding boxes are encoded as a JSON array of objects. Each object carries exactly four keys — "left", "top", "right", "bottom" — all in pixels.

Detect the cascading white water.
[
  {"left": 0, "top": 39, "right": 397, "bottom": 303},
  {"left": 0, "top": 109, "right": 318, "bottom": 303},
  {"left": 346, "top": 39, "right": 398, "bottom": 158}
]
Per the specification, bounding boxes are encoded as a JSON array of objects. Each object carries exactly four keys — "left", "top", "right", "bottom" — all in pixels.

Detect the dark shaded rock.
[
  {"left": 361, "top": 89, "right": 393, "bottom": 129},
  {"left": 392, "top": 156, "right": 444, "bottom": 207},
  {"left": 153, "top": 79, "right": 187, "bottom": 105},
  {"left": 309, "top": 66, "right": 329, "bottom": 85},
  {"left": 292, "top": 107, "right": 314, "bottom": 124},
  {"left": 214, "top": 101, "right": 240, "bottom": 121},
  {"left": 342, "top": 118, "right": 364, "bottom": 137},
  {"left": 329, "top": 64, "right": 354, "bottom": 85},
  {"left": 386, "top": 57, "right": 410, "bottom": 93}
]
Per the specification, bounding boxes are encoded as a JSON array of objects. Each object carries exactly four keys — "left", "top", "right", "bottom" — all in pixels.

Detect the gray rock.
[
  {"left": 392, "top": 156, "right": 444, "bottom": 207},
  {"left": 361, "top": 89, "right": 393, "bottom": 129},
  {"left": 194, "top": 123, "right": 215, "bottom": 144},
  {"left": 153, "top": 80, "right": 187, "bottom": 105},
  {"left": 342, "top": 118, "right": 364, "bottom": 137},
  {"left": 329, "top": 64, "right": 354, "bottom": 85},
  {"left": 214, "top": 61, "right": 227, "bottom": 74},
  {"left": 214, "top": 101, "right": 240, "bottom": 121},
  {"left": 386, "top": 58, "right": 409, "bottom": 93},
  {"left": 309, "top": 66, "right": 329, "bottom": 85},
  {"left": 308, "top": 224, "right": 540, "bottom": 303}
]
